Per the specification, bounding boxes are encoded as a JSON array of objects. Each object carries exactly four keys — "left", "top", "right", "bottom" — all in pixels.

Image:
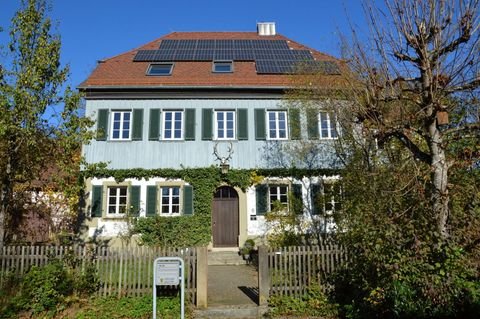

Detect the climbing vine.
[{"left": 81, "top": 166, "right": 339, "bottom": 247}]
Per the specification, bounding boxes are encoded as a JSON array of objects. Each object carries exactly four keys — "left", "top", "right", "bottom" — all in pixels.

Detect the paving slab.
[{"left": 207, "top": 264, "right": 259, "bottom": 306}]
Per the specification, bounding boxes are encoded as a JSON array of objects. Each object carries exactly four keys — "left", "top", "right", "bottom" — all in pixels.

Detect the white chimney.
[{"left": 257, "top": 22, "right": 276, "bottom": 36}]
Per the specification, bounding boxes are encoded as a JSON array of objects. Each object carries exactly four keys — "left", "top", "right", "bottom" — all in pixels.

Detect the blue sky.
[{"left": 0, "top": 0, "right": 368, "bottom": 89}]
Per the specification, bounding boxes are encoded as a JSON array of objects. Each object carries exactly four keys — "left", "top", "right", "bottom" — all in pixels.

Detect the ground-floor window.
[
  {"left": 161, "top": 186, "right": 180, "bottom": 215},
  {"left": 269, "top": 185, "right": 288, "bottom": 211},
  {"left": 107, "top": 186, "right": 128, "bottom": 216}
]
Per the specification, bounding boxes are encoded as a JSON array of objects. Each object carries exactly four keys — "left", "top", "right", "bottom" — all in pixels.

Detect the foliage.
[
  {"left": 337, "top": 0, "right": 480, "bottom": 239},
  {"left": 0, "top": 250, "right": 101, "bottom": 317},
  {"left": 133, "top": 215, "right": 211, "bottom": 247},
  {"left": 267, "top": 285, "right": 339, "bottom": 318},
  {"left": 0, "top": 0, "right": 94, "bottom": 246},
  {"left": 264, "top": 199, "right": 305, "bottom": 248},
  {"left": 74, "top": 295, "right": 191, "bottom": 319},
  {"left": 19, "top": 259, "right": 74, "bottom": 314},
  {"left": 328, "top": 133, "right": 480, "bottom": 318}
]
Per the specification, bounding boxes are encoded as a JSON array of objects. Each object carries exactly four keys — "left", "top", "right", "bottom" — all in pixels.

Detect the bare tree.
[{"left": 342, "top": 0, "right": 480, "bottom": 239}]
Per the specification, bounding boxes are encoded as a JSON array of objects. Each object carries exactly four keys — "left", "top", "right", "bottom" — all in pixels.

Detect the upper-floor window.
[
  {"left": 215, "top": 110, "right": 235, "bottom": 139},
  {"left": 269, "top": 185, "right": 289, "bottom": 211},
  {"left": 147, "top": 63, "right": 174, "bottom": 76},
  {"left": 111, "top": 111, "right": 131, "bottom": 140},
  {"left": 163, "top": 111, "right": 183, "bottom": 140},
  {"left": 161, "top": 186, "right": 181, "bottom": 215},
  {"left": 319, "top": 111, "right": 338, "bottom": 139},
  {"left": 267, "top": 111, "right": 288, "bottom": 140},
  {"left": 107, "top": 186, "right": 128, "bottom": 216},
  {"left": 212, "top": 61, "right": 233, "bottom": 73}
]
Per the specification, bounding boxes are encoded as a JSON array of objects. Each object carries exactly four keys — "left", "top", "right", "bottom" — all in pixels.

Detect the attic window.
[
  {"left": 212, "top": 61, "right": 233, "bottom": 73},
  {"left": 147, "top": 63, "right": 173, "bottom": 76}
]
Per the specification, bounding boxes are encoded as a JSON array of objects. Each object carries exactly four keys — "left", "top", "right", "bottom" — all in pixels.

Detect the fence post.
[
  {"left": 258, "top": 245, "right": 270, "bottom": 306},
  {"left": 196, "top": 246, "right": 208, "bottom": 308}
]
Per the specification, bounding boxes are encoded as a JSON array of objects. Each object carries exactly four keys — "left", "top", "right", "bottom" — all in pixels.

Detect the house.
[{"left": 78, "top": 23, "right": 344, "bottom": 248}]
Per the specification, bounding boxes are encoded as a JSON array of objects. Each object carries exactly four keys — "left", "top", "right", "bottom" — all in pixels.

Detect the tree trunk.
[{"left": 429, "top": 121, "right": 449, "bottom": 239}]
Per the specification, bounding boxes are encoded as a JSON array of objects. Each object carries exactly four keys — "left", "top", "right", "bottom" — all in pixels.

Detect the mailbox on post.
[{"left": 153, "top": 257, "right": 184, "bottom": 319}]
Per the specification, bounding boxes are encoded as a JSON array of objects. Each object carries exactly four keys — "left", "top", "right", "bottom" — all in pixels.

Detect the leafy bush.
[
  {"left": 332, "top": 143, "right": 480, "bottom": 318},
  {"left": 75, "top": 262, "right": 102, "bottom": 296},
  {"left": 267, "top": 286, "right": 339, "bottom": 318},
  {"left": 75, "top": 295, "right": 191, "bottom": 319},
  {"left": 19, "top": 259, "right": 74, "bottom": 314},
  {"left": 133, "top": 215, "right": 210, "bottom": 247}
]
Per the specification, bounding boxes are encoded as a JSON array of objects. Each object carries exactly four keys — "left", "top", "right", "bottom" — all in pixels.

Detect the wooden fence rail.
[
  {"left": 267, "top": 245, "right": 347, "bottom": 297},
  {"left": 0, "top": 245, "right": 197, "bottom": 304}
]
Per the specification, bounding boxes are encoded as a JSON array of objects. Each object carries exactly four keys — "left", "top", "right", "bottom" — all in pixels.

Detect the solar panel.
[
  {"left": 159, "top": 40, "right": 178, "bottom": 50},
  {"left": 256, "top": 60, "right": 280, "bottom": 73},
  {"left": 134, "top": 39, "right": 335, "bottom": 75},
  {"left": 233, "top": 40, "right": 252, "bottom": 50},
  {"left": 197, "top": 40, "right": 215, "bottom": 50},
  {"left": 214, "top": 50, "right": 235, "bottom": 60},
  {"left": 133, "top": 50, "right": 157, "bottom": 61},
  {"left": 215, "top": 40, "right": 234, "bottom": 50},
  {"left": 174, "top": 49, "right": 196, "bottom": 60},
  {"left": 176, "top": 40, "right": 197, "bottom": 50},
  {"left": 234, "top": 50, "right": 255, "bottom": 60},
  {"left": 195, "top": 49, "right": 215, "bottom": 60}
]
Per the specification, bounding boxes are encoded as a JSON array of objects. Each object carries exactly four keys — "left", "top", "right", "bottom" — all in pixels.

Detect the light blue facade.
[{"left": 83, "top": 98, "right": 338, "bottom": 170}]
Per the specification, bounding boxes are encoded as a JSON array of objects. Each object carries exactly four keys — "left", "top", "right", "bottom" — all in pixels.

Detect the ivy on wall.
[{"left": 81, "top": 166, "right": 340, "bottom": 247}]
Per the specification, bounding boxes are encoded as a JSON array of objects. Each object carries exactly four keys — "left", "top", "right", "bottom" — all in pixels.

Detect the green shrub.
[
  {"left": 267, "top": 286, "right": 339, "bottom": 318},
  {"left": 133, "top": 214, "right": 211, "bottom": 247},
  {"left": 74, "top": 262, "right": 102, "bottom": 296},
  {"left": 20, "top": 259, "right": 74, "bottom": 314}
]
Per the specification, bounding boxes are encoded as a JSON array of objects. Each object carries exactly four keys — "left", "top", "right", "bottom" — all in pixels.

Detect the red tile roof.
[{"left": 79, "top": 32, "right": 343, "bottom": 89}]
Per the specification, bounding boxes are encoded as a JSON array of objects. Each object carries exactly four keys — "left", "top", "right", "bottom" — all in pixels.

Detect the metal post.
[{"left": 153, "top": 257, "right": 184, "bottom": 319}]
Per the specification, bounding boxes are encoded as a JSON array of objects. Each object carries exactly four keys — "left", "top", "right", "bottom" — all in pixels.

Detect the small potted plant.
[{"left": 239, "top": 239, "right": 255, "bottom": 261}]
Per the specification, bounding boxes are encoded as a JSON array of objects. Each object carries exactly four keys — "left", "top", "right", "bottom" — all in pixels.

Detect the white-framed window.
[
  {"left": 161, "top": 186, "right": 180, "bottom": 215},
  {"left": 107, "top": 186, "right": 128, "bottom": 216},
  {"left": 214, "top": 110, "right": 235, "bottom": 139},
  {"left": 323, "top": 182, "right": 342, "bottom": 212},
  {"left": 267, "top": 111, "right": 288, "bottom": 140},
  {"left": 111, "top": 111, "right": 131, "bottom": 140},
  {"left": 212, "top": 61, "right": 233, "bottom": 73},
  {"left": 147, "top": 63, "right": 174, "bottom": 76},
  {"left": 269, "top": 185, "right": 289, "bottom": 211},
  {"left": 163, "top": 111, "right": 183, "bottom": 140},
  {"left": 319, "top": 111, "right": 338, "bottom": 139}
]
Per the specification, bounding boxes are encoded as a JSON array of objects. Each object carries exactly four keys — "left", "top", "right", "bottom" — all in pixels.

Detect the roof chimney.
[{"left": 257, "top": 22, "right": 276, "bottom": 36}]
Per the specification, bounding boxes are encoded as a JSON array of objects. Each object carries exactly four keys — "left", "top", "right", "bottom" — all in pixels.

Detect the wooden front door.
[{"left": 212, "top": 186, "right": 239, "bottom": 247}]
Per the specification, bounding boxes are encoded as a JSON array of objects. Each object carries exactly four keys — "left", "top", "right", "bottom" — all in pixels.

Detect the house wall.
[
  {"left": 82, "top": 98, "right": 338, "bottom": 170},
  {"left": 84, "top": 176, "right": 339, "bottom": 245}
]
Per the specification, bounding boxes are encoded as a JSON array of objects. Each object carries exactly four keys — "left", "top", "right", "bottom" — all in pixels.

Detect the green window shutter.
[
  {"left": 185, "top": 109, "right": 196, "bottom": 140},
  {"left": 289, "top": 109, "right": 301, "bottom": 140},
  {"left": 130, "top": 186, "right": 141, "bottom": 216},
  {"left": 146, "top": 185, "right": 157, "bottom": 217},
  {"left": 254, "top": 109, "right": 266, "bottom": 140},
  {"left": 149, "top": 109, "right": 160, "bottom": 140},
  {"left": 96, "top": 109, "right": 108, "bottom": 141},
  {"left": 307, "top": 109, "right": 319, "bottom": 140},
  {"left": 256, "top": 184, "right": 268, "bottom": 215},
  {"left": 132, "top": 109, "right": 144, "bottom": 140},
  {"left": 311, "top": 184, "right": 322, "bottom": 215},
  {"left": 183, "top": 185, "right": 194, "bottom": 215},
  {"left": 91, "top": 185, "right": 103, "bottom": 217},
  {"left": 237, "top": 109, "right": 248, "bottom": 140},
  {"left": 292, "top": 184, "right": 304, "bottom": 214},
  {"left": 202, "top": 109, "right": 213, "bottom": 140}
]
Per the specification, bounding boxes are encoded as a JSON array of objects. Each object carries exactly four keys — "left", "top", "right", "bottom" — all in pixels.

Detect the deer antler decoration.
[{"left": 213, "top": 142, "right": 234, "bottom": 167}]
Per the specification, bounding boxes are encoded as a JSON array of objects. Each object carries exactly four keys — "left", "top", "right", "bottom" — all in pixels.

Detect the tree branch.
[{"left": 379, "top": 129, "right": 432, "bottom": 164}]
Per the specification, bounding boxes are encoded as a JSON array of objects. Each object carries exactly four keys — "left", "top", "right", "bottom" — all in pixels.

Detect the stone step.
[
  {"left": 208, "top": 251, "right": 247, "bottom": 265},
  {"left": 193, "top": 305, "right": 267, "bottom": 319}
]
